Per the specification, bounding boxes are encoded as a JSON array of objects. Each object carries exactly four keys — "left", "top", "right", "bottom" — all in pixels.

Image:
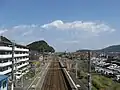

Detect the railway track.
[{"left": 41, "top": 59, "right": 69, "bottom": 90}]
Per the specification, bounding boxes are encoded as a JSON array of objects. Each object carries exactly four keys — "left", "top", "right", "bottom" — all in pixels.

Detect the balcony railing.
[
  {"left": 0, "top": 53, "right": 29, "bottom": 58},
  {"left": 0, "top": 68, "right": 12, "bottom": 75},
  {"left": 17, "top": 58, "right": 29, "bottom": 63},
  {"left": 0, "top": 58, "right": 29, "bottom": 67},
  {"left": 0, "top": 54, "right": 12, "bottom": 58},
  {"left": 14, "top": 54, "right": 29, "bottom": 57},
  {"left": 0, "top": 46, "right": 12, "bottom": 51},
  {"left": 15, "top": 69, "right": 29, "bottom": 79},
  {"left": 0, "top": 62, "right": 29, "bottom": 75},
  {"left": 0, "top": 61, "right": 12, "bottom": 67},
  {"left": 0, "top": 46, "right": 29, "bottom": 52},
  {"left": 17, "top": 62, "right": 29, "bottom": 69},
  {"left": 15, "top": 47, "right": 29, "bottom": 52}
]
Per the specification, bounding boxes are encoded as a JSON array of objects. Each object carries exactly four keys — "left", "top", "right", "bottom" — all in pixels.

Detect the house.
[{"left": 115, "top": 75, "right": 120, "bottom": 82}]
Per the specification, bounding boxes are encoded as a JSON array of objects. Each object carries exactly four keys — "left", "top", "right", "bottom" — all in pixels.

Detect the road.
[{"left": 41, "top": 59, "right": 69, "bottom": 90}]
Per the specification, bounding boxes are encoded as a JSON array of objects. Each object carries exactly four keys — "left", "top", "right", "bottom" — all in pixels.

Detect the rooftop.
[{"left": 0, "top": 36, "right": 28, "bottom": 48}]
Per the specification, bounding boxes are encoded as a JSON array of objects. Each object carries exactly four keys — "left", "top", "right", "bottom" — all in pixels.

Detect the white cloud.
[
  {"left": 0, "top": 29, "right": 8, "bottom": 35},
  {"left": 0, "top": 20, "right": 117, "bottom": 52},
  {"left": 13, "top": 24, "right": 38, "bottom": 29},
  {"left": 38, "top": 37, "right": 45, "bottom": 40},
  {"left": 22, "top": 30, "right": 33, "bottom": 36},
  {"left": 41, "top": 20, "right": 115, "bottom": 34},
  {"left": 63, "top": 40, "right": 80, "bottom": 44}
]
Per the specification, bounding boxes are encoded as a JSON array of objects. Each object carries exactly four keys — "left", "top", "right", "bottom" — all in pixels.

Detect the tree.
[{"left": 27, "top": 40, "right": 55, "bottom": 53}]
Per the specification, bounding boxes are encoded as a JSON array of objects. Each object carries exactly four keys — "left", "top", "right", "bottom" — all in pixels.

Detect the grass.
[
  {"left": 92, "top": 75, "right": 111, "bottom": 90},
  {"left": 92, "top": 74, "right": 120, "bottom": 90},
  {"left": 108, "top": 81, "right": 120, "bottom": 90},
  {"left": 32, "top": 61, "right": 41, "bottom": 68}
]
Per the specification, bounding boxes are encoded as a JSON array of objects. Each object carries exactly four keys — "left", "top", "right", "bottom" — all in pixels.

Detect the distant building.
[
  {"left": 0, "top": 41, "right": 29, "bottom": 79},
  {"left": 116, "top": 75, "right": 120, "bottom": 81},
  {"left": 0, "top": 75, "right": 8, "bottom": 90}
]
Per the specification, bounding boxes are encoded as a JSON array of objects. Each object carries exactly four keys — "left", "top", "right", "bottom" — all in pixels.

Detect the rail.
[{"left": 59, "top": 60, "right": 78, "bottom": 90}]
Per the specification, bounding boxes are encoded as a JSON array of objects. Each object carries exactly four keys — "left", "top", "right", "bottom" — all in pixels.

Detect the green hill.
[
  {"left": 101, "top": 45, "right": 120, "bottom": 52},
  {"left": 27, "top": 40, "right": 55, "bottom": 53}
]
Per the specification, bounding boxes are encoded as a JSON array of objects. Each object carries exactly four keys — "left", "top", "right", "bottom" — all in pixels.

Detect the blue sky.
[{"left": 0, "top": 0, "right": 120, "bottom": 52}]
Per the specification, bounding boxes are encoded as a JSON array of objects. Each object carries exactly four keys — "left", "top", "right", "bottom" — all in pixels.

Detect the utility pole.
[
  {"left": 76, "top": 60, "right": 78, "bottom": 78},
  {"left": 43, "top": 48, "right": 45, "bottom": 65},
  {"left": 11, "top": 41, "right": 15, "bottom": 90},
  {"left": 88, "top": 50, "right": 91, "bottom": 90},
  {"left": 22, "top": 75, "right": 24, "bottom": 88},
  {"left": 15, "top": 45, "right": 18, "bottom": 87}
]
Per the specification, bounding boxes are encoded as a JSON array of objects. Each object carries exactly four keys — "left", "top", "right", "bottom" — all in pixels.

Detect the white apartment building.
[{"left": 0, "top": 41, "right": 29, "bottom": 79}]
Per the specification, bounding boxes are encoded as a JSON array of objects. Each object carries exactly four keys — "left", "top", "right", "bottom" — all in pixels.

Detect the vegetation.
[
  {"left": 25, "top": 70, "right": 35, "bottom": 78},
  {"left": 78, "top": 60, "right": 88, "bottom": 72},
  {"left": 92, "top": 75, "right": 112, "bottom": 90},
  {"left": 92, "top": 75, "right": 120, "bottom": 90},
  {"left": 27, "top": 40, "right": 55, "bottom": 53},
  {"left": 32, "top": 61, "right": 41, "bottom": 68},
  {"left": 77, "top": 59, "right": 120, "bottom": 90},
  {"left": 26, "top": 61, "right": 41, "bottom": 78}
]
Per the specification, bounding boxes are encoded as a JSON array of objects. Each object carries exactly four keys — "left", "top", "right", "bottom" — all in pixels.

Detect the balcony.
[
  {"left": 17, "top": 58, "right": 29, "bottom": 63},
  {"left": 17, "top": 62, "right": 29, "bottom": 69},
  {"left": 15, "top": 72, "right": 22, "bottom": 79},
  {"left": 0, "top": 68, "right": 12, "bottom": 75},
  {"left": 0, "top": 53, "right": 29, "bottom": 58},
  {"left": 0, "top": 46, "right": 29, "bottom": 52},
  {"left": 15, "top": 69, "right": 29, "bottom": 79},
  {"left": 0, "top": 46, "right": 12, "bottom": 51},
  {"left": 0, "top": 61, "right": 12, "bottom": 67},
  {"left": 0, "top": 63, "right": 29, "bottom": 75},
  {"left": 0, "top": 58, "right": 29, "bottom": 67},
  {"left": 15, "top": 47, "right": 29, "bottom": 52},
  {"left": 14, "top": 54, "right": 29, "bottom": 57},
  {"left": 0, "top": 54, "right": 12, "bottom": 58}
]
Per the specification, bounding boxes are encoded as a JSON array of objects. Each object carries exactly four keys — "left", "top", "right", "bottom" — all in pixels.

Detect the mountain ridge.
[{"left": 77, "top": 45, "right": 120, "bottom": 52}]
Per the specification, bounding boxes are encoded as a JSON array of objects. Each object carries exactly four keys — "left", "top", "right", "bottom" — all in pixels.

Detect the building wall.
[{"left": 0, "top": 42, "right": 29, "bottom": 79}]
